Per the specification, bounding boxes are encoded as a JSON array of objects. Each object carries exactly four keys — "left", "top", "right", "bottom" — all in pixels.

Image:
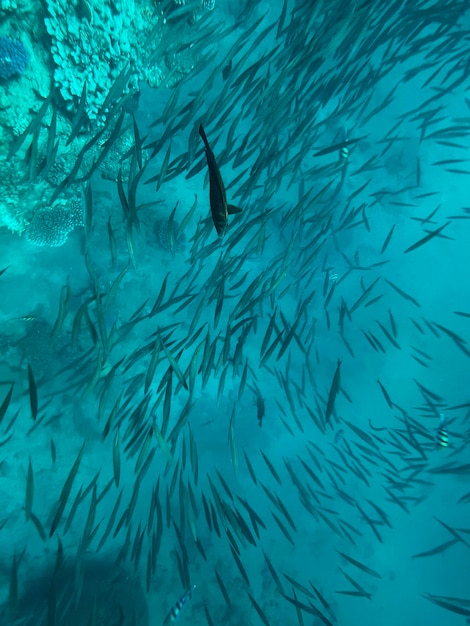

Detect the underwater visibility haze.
[{"left": 0, "top": 0, "right": 469, "bottom": 625}]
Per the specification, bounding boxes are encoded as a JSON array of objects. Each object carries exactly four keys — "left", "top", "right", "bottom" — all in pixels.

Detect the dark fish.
[
  {"left": 222, "top": 59, "right": 232, "bottom": 81},
  {"left": 281, "top": 593, "right": 333, "bottom": 624},
  {"left": 132, "top": 113, "right": 143, "bottom": 170},
  {"left": 313, "top": 136, "right": 368, "bottom": 157},
  {"left": 98, "top": 62, "right": 133, "bottom": 119},
  {"left": 80, "top": 484, "right": 97, "bottom": 550},
  {"left": 243, "top": 449, "right": 258, "bottom": 486},
  {"left": 385, "top": 279, "right": 421, "bottom": 307},
  {"left": 338, "top": 568, "right": 372, "bottom": 599},
  {"left": 350, "top": 277, "right": 381, "bottom": 314},
  {"left": 203, "top": 602, "right": 216, "bottom": 626},
  {"left": 228, "top": 405, "right": 238, "bottom": 475},
  {"left": 388, "top": 309, "right": 397, "bottom": 337},
  {"left": 106, "top": 217, "right": 117, "bottom": 268},
  {"left": 291, "top": 581, "right": 325, "bottom": 611},
  {"left": 431, "top": 321, "right": 469, "bottom": 356},
  {"left": 113, "top": 431, "right": 121, "bottom": 487},
  {"left": 230, "top": 544, "right": 250, "bottom": 585},
  {"left": 428, "top": 463, "right": 470, "bottom": 475},
  {"left": 8, "top": 90, "right": 54, "bottom": 159},
  {"left": 260, "top": 450, "right": 282, "bottom": 485},
  {"left": 66, "top": 81, "right": 88, "bottom": 146},
  {"left": 412, "top": 538, "right": 458, "bottom": 558},
  {"left": 377, "top": 379, "right": 394, "bottom": 409},
  {"left": 199, "top": 124, "right": 242, "bottom": 237},
  {"left": 30, "top": 511, "right": 46, "bottom": 542},
  {"left": 49, "top": 123, "right": 106, "bottom": 203},
  {"left": 51, "top": 283, "right": 70, "bottom": 341},
  {"left": 27, "top": 363, "right": 38, "bottom": 421},
  {"left": 404, "top": 221, "right": 451, "bottom": 253},
  {"left": 49, "top": 443, "right": 85, "bottom": 537},
  {"left": 117, "top": 168, "right": 130, "bottom": 224},
  {"left": 310, "top": 582, "right": 334, "bottom": 619},
  {"left": 40, "top": 105, "right": 59, "bottom": 180},
  {"left": 380, "top": 224, "right": 395, "bottom": 254},
  {"left": 262, "top": 550, "right": 284, "bottom": 593},
  {"left": 157, "top": 139, "right": 172, "bottom": 192},
  {"left": 337, "top": 550, "right": 382, "bottom": 579},
  {"left": 150, "top": 272, "right": 170, "bottom": 317},
  {"left": 80, "top": 107, "right": 126, "bottom": 183},
  {"left": 247, "top": 592, "right": 271, "bottom": 626},
  {"left": 83, "top": 178, "right": 93, "bottom": 237},
  {"left": 255, "top": 388, "right": 265, "bottom": 427},
  {"left": 97, "top": 490, "right": 123, "bottom": 551},
  {"left": 325, "top": 359, "right": 341, "bottom": 424},
  {"left": 423, "top": 593, "right": 470, "bottom": 618},
  {"left": 159, "top": 332, "right": 188, "bottom": 391},
  {"left": 0, "top": 385, "right": 14, "bottom": 424},
  {"left": 25, "top": 457, "right": 33, "bottom": 521},
  {"left": 271, "top": 511, "right": 295, "bottom": 545},
  {"left": 9, "top": 553, "right": 19, "bottom": 618},
  {"left": 213, "top": 279, "right": 225, "bottom": 328},
  {"left": 214, "top": 568, "right": 231, "bottom": 608},
  {"left": 277, "top": 0, "right": 288, "bottom": 38}
]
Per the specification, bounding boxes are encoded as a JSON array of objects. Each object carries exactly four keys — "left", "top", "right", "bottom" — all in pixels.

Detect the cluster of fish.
[{"left": 1, "top": 0, "right": 470, "bottom": 624}]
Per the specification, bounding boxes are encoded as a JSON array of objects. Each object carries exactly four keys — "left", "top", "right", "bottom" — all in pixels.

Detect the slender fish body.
[
  {"left": 163, "top": 585, "right": 196, "bottom": 624},
  {"left": 199, "top": 124, "right": 242, "bottom": 237}
]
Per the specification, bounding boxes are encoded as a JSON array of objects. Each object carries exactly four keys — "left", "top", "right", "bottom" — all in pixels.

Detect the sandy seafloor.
[{"left": 0, "top": 1, "right": 470, "bottom": 626}]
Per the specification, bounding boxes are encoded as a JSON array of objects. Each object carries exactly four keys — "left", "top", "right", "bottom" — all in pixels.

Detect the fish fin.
[{"left": 227, "top": 204, "right": 242, "bottom": 215}]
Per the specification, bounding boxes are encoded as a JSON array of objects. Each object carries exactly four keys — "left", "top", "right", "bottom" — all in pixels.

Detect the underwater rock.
[{"left": 0, "top": 554, "right": 149, "bottom": 626}]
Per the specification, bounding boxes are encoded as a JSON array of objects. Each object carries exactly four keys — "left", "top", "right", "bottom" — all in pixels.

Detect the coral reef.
[
  {"left": 25, "top": 196, "right": 83, "bottom": 247},
  {"left": 0, "top": 151, "right": 84, "bottom": 244},
  {"left": 0, "top": 99, "right": 139, "bottom": 238},
  {"left": 44, "top": 0, "right": 162, "bottom": 121},
  {"left": 174, "top": 0, "right": 215, "bottom": 7},
  {"left": 173, "top": 0, "right": 216, "bottom": 21},
  {"left": 0, "top": 159, "right": 46, "bottom": 233},
  {"left": 0, "top": 0, "right": 213, "bottom": 240},
  {"left": 0, "top": 36, "right": 29, "bottom": 79},
  {"left": 0, "top": 0, "right": 20, "bottom": 14},
  {"left": 45, "top": 154, "right": 70, "bottom": 187}
]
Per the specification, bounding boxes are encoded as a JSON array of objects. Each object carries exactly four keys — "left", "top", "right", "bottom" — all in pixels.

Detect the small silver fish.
[
  {"left": 164, "top": 585, "right": 196, "bottom": 624},
  {"left": 436, "top": 414, "right": 449, "bottom": 449},
  {"left": 340, "top": 145, "right": 349, "bottom": 160}
]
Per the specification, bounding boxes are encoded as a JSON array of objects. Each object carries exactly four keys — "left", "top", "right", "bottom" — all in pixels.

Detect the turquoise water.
[{"left": 0, "top": 1, "right": 469, "bottom": 625}]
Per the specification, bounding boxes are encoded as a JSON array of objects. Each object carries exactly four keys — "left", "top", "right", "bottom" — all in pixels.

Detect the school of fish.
[{"left": 0, "top": 0, "right": 469, "bottom": 625}]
